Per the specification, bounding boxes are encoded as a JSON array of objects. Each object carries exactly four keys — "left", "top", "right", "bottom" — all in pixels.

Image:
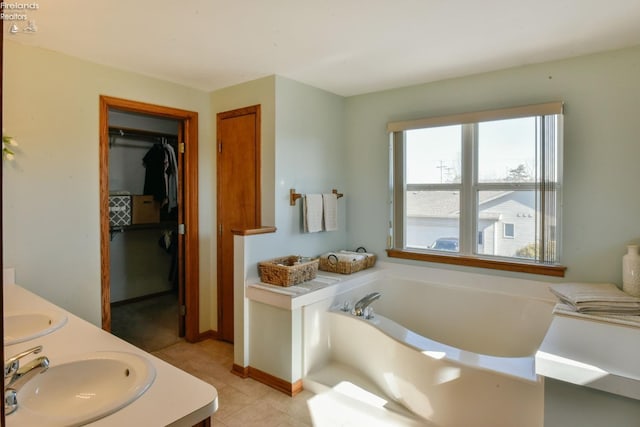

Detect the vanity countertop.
[{"left": 4, "top": 283, "right": 218, "bottom": 426}]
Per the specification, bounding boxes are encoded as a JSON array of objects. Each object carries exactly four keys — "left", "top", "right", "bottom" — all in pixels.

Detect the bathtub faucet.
[{"left": 354, "top": 292, "right": 381, "bottom": 317}]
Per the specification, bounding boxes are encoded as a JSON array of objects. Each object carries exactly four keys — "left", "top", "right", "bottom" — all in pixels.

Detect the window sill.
[{"left": 386, "top": 249, "right": 566, "bottom": 277}]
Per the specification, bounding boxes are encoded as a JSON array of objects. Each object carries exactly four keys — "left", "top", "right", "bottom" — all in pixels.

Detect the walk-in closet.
[{"left": 107, "top": 109, "right": 182, "bottom": 351}]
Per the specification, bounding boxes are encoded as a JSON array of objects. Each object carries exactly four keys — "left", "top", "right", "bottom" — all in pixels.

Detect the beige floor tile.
[
  {"left": 152, "top": 339, "right": 315, "bottom": 426},
  {"left": 220, "top": 400, "right": 309, "bottom": 427},
  {"left": 212, "top": 419, "right": 230, "bottom": 427},
  {"left": 226, "top": 374, "right": 276, "bottom": 398},
  {"left": 213, "top": 385, "right": 260, "bottom": 421},
  {"left": 262, "top": 388, "right": 315, "bottom": 425}
]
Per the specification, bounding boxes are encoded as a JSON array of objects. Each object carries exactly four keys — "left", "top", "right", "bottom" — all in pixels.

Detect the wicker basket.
[
  {"left": 258, "top": 256, "right": 319, "bottom": 287},
  {"left": 318, "top": 250, "right": 376, "bottom": 274},
  {"left": 355, "top": 248, "right": 377, "bottom": 268}
]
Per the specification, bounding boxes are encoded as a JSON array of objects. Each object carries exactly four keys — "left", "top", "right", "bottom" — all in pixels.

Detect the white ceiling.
[{"left": 7, "top": 0, "right": 640, "bottom": 96}]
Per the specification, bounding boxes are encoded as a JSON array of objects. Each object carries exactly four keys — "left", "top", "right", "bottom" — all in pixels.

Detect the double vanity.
[{"left": 3, "top": 274, "right": 218, "bottom": 426}]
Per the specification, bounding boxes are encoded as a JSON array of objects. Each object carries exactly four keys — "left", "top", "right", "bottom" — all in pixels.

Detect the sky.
[{"left": 405, "top": 117, "right": 537, "bottom": 184}]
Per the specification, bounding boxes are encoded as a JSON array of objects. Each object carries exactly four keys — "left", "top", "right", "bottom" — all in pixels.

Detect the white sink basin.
[
  {"left": 4, "top": 310, "right": 68, "bottom": 345},
  {"left": 17, "top": 351, "right": 156, "bottom": 426}
]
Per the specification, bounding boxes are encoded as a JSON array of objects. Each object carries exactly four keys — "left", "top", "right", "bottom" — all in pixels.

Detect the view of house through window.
[{"left": 390, "top": 103, "right": 563, "bottom": 266}]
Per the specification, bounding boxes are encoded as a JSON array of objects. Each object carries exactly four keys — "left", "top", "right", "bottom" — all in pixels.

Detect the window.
[
  {"left": 503, "top": 223, "right": 515, "bottom": 239},
  {"left": 388, "top": 102, "right": 565, "bottom": 276}
]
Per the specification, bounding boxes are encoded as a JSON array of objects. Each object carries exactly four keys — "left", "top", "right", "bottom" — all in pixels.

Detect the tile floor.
[
  {"left": 112, "top": 294, "right": 316, "bottom": 425},
  {"left": 152, "top": 339, "right": 315, "bottom": 427}
]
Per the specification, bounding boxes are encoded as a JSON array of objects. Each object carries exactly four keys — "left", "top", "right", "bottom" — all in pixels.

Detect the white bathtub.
[{"left": 320, "top": 275, "right": 555, "bottom": 427}]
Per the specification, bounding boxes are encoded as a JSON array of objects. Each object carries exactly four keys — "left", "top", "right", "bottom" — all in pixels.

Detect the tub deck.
[{"left": 304, "top": 363, "right": 430, "bottom": 426}]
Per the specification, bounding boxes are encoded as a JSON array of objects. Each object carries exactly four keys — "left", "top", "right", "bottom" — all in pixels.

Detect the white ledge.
[
  {"left": 536, "top": 313, "right": 640, "bottom": 400},
  {"left": 247, "top": 267, "right": 383, "bottom": 310}
]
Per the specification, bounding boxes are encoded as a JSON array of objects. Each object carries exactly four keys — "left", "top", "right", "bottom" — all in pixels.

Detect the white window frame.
[
  {"left": 503, "top": 223, "right": 515, "bottom": 239},
  {"left": 388, "top": 102, "right": 565, "bottom": 276}
]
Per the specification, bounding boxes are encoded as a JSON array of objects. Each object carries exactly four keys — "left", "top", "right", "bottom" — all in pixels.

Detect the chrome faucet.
[
  {"left": 4, "top": 345, "right": 50, "bottom": 415},
  {"left": 353, "top": 292, "right": 381, "bottom": 317}
]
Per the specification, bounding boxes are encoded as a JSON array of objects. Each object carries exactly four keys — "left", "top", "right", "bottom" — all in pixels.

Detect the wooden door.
[
  {"left": 217, "top": 105, "right": 261, "bottom": 343},
  {"left": 99, "top": 96, "right": 200, "bottom": 342}
]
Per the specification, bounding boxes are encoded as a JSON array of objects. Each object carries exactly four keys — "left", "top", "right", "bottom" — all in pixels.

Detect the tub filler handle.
[{"left": 353, "top": 292, "right": 381, "bottom": 317}]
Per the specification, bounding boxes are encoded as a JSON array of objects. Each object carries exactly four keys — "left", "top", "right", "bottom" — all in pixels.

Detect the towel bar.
[{"left": 290, "top": 188, "right": 343, "bottom": 206}]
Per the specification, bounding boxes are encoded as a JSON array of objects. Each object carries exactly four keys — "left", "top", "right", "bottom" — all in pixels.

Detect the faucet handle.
[
  {"left": 4, "top": 345, "right": 43, "bottom": 377},
  {"left": 4, "top": 388, "right": 17, "bottom": 415}
]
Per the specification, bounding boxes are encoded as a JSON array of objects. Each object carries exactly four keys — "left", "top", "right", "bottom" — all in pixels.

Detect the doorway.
[
  {"left": 217, "top": 105, "right": 261, "bottom": 342},
  {"left": 99, "top": 95, "right": 200, "bottom": 343}
]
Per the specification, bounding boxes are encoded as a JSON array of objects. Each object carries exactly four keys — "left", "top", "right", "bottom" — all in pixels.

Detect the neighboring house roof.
[
  {"left": 406, "top": 190, "right": 512, "bottom": 218},
  {"left": 406, "top": 191, "right": 461, "bottom": 217}
]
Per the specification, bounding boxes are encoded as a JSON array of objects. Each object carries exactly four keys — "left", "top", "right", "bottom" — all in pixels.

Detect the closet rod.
[{"left": 108, "top": 126, "right": 178, "bottom": 145}]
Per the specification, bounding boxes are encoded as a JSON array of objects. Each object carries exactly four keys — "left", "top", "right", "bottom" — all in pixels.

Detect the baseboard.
[
  {"left": 243, "top": 366, "right": 303, "bottom": 397},
  {"left": 196, "top": 330, "right": 218, "bottom": 341},
  {"left": 231, "top": 364, "right": 249, "bottom": 378}
]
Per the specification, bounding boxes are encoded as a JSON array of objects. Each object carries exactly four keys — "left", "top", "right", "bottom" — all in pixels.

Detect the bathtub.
[{"left": 316, "top": 275, "right": 555, "bottom": 427}]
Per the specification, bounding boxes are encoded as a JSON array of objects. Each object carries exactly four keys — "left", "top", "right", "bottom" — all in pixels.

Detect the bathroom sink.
[
  {"left": 4, "top": 310, "right": 68, "bottom": 345},
  {"left": 17, "top": 351, "right": 156, "bottom": 426}
]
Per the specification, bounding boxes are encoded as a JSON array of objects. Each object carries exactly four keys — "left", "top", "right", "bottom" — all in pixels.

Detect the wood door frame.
[
  {"left": 99, "top": 95, "right": 200, "bottom": 341},
  {"left": 216, "top": 105, "right": 261, "bottom": 341},
  {"left": 1, "top": 18, "right": 5, "bottom": 425}
]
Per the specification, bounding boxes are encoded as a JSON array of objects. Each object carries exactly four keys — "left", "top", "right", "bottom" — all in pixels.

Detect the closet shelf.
[{"left": 110, "top": 221, "right": 177, "bottom": 235}]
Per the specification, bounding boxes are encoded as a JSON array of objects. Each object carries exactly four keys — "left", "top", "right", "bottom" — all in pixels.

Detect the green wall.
[{"left": 345, "top": 45, "right": 640, "bottom": 284}]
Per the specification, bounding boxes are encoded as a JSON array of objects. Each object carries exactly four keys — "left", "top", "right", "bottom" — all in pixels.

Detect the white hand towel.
[
  {"left": 304, "top": 194, "right": 323, "bottom": 233},
  {"left": 322, "top": 193, "right": 338, "bottom": 231}
]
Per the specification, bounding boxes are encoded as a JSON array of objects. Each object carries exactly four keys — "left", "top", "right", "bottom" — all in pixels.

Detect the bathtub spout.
[{"left": 354, "top": 292, "right": 381, "bottom": 317}]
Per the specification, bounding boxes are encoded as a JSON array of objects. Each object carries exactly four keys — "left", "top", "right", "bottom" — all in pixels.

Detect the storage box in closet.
[
  {"left": 132, "top": 195, "right": 160, "bottom": 224},
  {"left": 108, "top": 195, "right": 132, "bottom": 227}
]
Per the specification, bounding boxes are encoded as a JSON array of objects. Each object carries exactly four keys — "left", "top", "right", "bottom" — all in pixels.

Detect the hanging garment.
[
  {"left": 158, "top": 230, "right": 178, "bottom": 288},
  {"left": 164, "top": 142, "right": 178, "bottom": 211},
  {"left": 143, "top": 144, "right": 168, "bottom": 205}
]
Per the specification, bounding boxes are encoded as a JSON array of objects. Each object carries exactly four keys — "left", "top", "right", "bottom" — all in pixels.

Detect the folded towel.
[
  {"left": 553, "top": 303, "right": 640, "bottom": 328},
  {"left": 340, "top": 250, "right": 376, "bottom": 265},
  {"left": 549, "top": 282, "right": 640, "bottom": 314},
  {"left": 340, "top": 249, "right": 375, "bottom": 258},
  {"left": 304, "top": 194, "right": 323, "bottom": 233},
  {"left": 323, "top": 193, "right": 338, "bottom": 231},
  {"left": 323, "top": 252, "right": 366, "bottom": 264}
]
